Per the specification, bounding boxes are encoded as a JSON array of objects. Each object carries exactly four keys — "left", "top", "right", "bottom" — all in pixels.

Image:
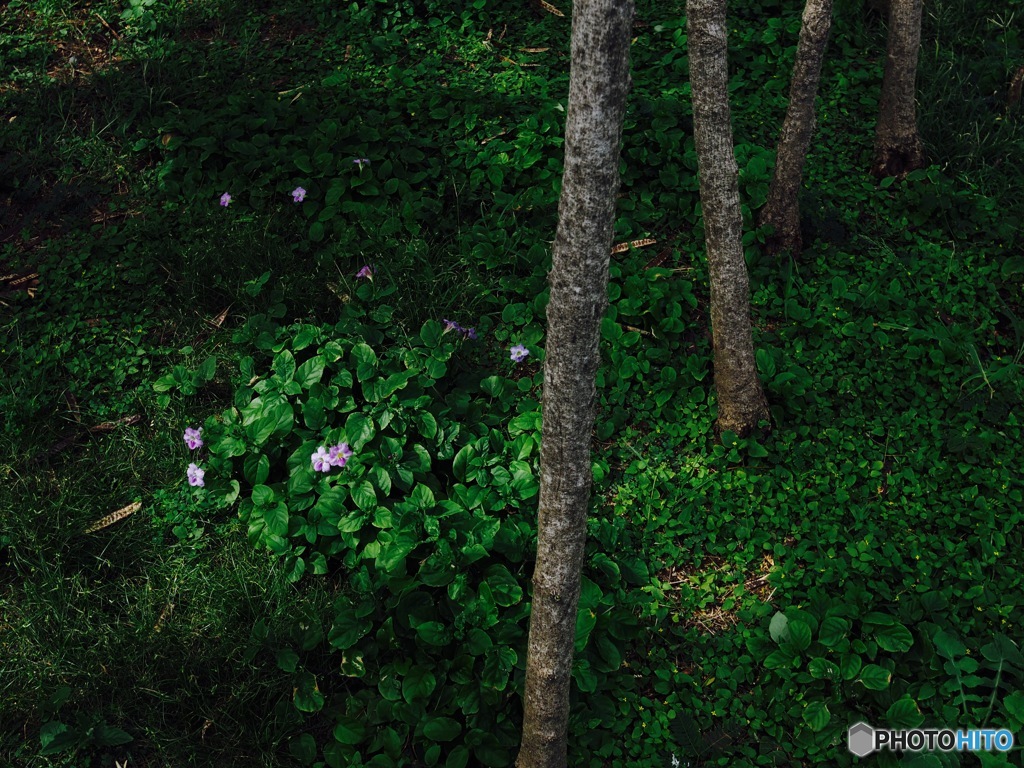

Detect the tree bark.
[
  {"left": 687, "top": 0, "right": 769, "bottom": 437},
  {"left": 871, "top": 0, "right": 926, "bottom": 178},
  {"left": 759, "top": 0, "right": 834, "bottom": 257},
  {"left": 516, "top": 1, "right": 634, "bottom": 767}
]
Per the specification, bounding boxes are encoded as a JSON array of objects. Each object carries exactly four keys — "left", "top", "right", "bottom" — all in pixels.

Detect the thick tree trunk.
[
  {"left": 687, "top": 0, "right": 769, "bottom": 437},
  {"left": 516, "top": 1, "right": 634, "bottom": 767},
  {"left": 759, "top": 0, "right": 834, "bottom": 257},
  {"left": 871, "top": 0, "right": 926, "bottom": 178}
]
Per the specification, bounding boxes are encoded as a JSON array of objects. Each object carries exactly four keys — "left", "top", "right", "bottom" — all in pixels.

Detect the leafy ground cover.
[{"left": 1, "top": 0, "right": 1021, "bottom": 766}]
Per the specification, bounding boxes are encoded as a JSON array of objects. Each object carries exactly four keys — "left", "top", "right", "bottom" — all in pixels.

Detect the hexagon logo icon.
[{"left": 848, "top": 722, "right": 875, "bottom": 757}]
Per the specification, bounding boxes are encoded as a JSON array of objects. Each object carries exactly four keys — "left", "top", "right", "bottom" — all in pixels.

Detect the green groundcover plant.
[{"left": 178, "top": 276, "right": 652, "bottom": 766}]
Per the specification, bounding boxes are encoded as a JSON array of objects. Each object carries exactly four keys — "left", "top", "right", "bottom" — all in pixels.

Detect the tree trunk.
[
  {"left": 759, "top": 0, "right": 834, "bottom": 257},
  {"left": 687, "top": 0, "right": 769, "bottom": 437},
  {"left": 871, "top": 0, "right": 926, "bottom": 178},
  {"left": 515, "top": 2, "right": 634, "bottom": 767}
]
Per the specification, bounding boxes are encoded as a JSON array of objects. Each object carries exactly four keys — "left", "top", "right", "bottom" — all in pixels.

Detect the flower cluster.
[
  {"left": 183, "top": 426, "right": 206, "bottom": 486},
  {"left": 442, "top": 319, "right": 478, "bottom": 341},
  {"left": 219, "top": 186, "right": 308, "bottom": 207},
  {"left": 312, "top": 443, "right": 353, "bottom": 473},
  {"left": 510, "top": 344, "right": 529, "bottom": 363}
]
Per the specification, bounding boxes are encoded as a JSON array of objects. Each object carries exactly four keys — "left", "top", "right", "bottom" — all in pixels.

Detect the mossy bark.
[
  {"left": 687, "top": 0, "right": 769, "bottom": 437},
  {"left": 871, "top": 0, "right": 927, "bottom": 178},
  {"left": 515, "top": 1, "right": 634, "bottom": 767},
  {"left": 760, "top": 0, "right": 834, "bottom": 257}
]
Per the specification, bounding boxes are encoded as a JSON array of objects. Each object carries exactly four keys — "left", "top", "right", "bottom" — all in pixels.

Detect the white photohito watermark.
[{"left": 848, "top": 722, "right": 1016, "bottom": 757}]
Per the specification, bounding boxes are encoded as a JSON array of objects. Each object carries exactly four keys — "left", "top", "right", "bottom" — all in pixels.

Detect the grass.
[{"left": 1, "top": 0, "right": 1022, "bottom": 765}]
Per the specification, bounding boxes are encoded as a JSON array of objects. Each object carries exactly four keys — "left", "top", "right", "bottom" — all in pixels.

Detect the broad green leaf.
[
  {"left": 328, "top": 613, "right": 372, "bottom": 650},
  {"left": 840, "top": 653, "right": 862, "bottom": 680},
  {"left": 293, "top": 671, "right": 325, "bottom": 712},
  {"left": 403, "top": 666, "right": 437, "bottom": 703},
  {"left": 416, "top": 411, "right": 438, "bottom": 439},
  {"left": 333, "top": 716, "right": 366, "bottom": 745},
  {"left": 263, "top": 502, "right": 289, "bottom": 537},
  {"left": 423, "top": 717, "right": 462, "bottom": 742},
  {"left": 818, "top": 616, "right": 850, "bottom": 648},
  {"left": 769, "top": 612, "right": 789, "bottom": 643},
  {"left": 886, "top": 696, "right": 924, "bottom": 729},
  {"left": 858, "top": 663, "right": 892, "bottom": 690},
  {"left": 295, "top": 356, "right": 325, "bottom": 389},
  {"left": 787, "top": 619, "right": 812, "bottom": 651},
  {"left": 874, "top": 622, "right": 914, "bottom": 653},
  {"left": 273, "top": 350, "right": 297, "bottom": 383},
  {"left": 350, "top": 480, "right": 376, "bottom": 511},
  {"left": 803, "top": 700, "right": 831, "bottom": 732},
  {"left": 345, "top": 412, "right": 375, "bottom": 451},
  {"left": 453, "top": 444, "right": 474, "bottom": 482},
  {"left": 420, "top": 319, "right": 443, "bottom": 347},
  {"left": 807, "top": 657, "right": 840, "bottom": 680}
]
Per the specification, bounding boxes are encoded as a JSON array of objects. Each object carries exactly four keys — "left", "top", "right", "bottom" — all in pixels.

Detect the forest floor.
[{"left": 1, "top": 0, "right": 1022, "bottom": 766}]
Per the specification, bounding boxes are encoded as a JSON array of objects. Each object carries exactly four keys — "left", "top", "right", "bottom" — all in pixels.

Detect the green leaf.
[
  {"left": 403, "top": 666, "right": 437, "bottom": 703},
  {"left": 1003, "top": 691, "right": 1024, "bottom": 727},
  {"left": 420, "top": 319, "right": 443, "bottom": 347},
  {"left": 886, "top": 696, "right": 924, "bottom": 729},
  {"left": 309, "top": 221, "right": 324, "bottom": 242},
  {"left": 818, "top": 616, "right": 850, "bottom": 649},
  {"left": 787, "top": 619, "right": 812, "bottom": 652},
  {"left": 293, "top": 671, "right": 325, "bottom": 713},
  {"left": 274, "top": 350, "right": 297, "bottom": 383},
  {"left": 807, "top": 657, "right": 840, "bottom": 680},
  {"left": 803, "top": 700, "right": 831, "bottom": 732},
  {"left": 328, "top": 612, "right": 372, "bottom": 650},
  {"left": 413, "top": 620, "right": 447, "bottom": 646},
  {"left": 933, "top": 629, "right": 966, "bottom": 660},
  {"left": 350, "top": 480, "right": 377, "bottom": 511},
  {"left": 345, "top": 412, "right": 375, "bottom": 451},
  {"left": 485, "top": 564, "right": 523, "bottom": 607},
  {"left": 858, "top": 663, "right": 892, "bottom": 690},
  {"left": 263, "top": 502, "right": 290, "bottom": 537},
  {"left": 840, "top": 653, "right": 862, "bottom": 681},
  {"left": 333, "top": 716, "right": 366, "bottom": 745},
  {"left": 874, "top": 622, "right": 914, "bottom": 652},
  {"left": 453, "top": 444, "right": 474, "bottom": 482},
  {"left": 747, "top": 440, "right": 769, "bottom": 458},
  {"left": 423, "top": 717, "right": 462, "bottom": 742},
  {"left": 769, "top": 612, "right": 789, "bottom": 643},
  {"left": 416, "top": 412, "right": 438, "bottom": 439},
  {"left": 351, "top": 343, "right": 378, "bottom": 381},
  {"left": 289, "top": 733, "right": 318, "bottom": 765},
  {"left": 295, "top": 356, "right": 325, "bottom": 388},
  {"left": 39, "top": 722, "right": 77, "bottom": 755},
  {"left": 93, "top": 724, "right": 133, "bottom": 747}
]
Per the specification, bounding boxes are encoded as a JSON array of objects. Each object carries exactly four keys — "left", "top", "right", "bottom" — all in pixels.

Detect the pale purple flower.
[
  {"left": 353, "top": 158, "right": 370, "bottom": 169},
  {"left": 291, "top": 186, "right": 306, "bottom": 203},
  {"left": 442, "top": 319, "right": 477, "bottom": 340},
  {"left": 328, "top": 443, "right": 353, "bottom": 468},
  {"left": 183, "top": 426, "right": 203, "bottom": 450},
  {"left": 311, "top": 446, "right": 332, "bottom": 473},
  {"left": 219, "top": 192, "right": 232, "bottom": 207},
  {"left": 187, "top": 463, "right": 205, "bottom": 487},
  {"left": 510, "top": 344, "right": 529, "bottom": 363},
  {"left": 356, "top": 265, "right": 374, "bottom": 280}
]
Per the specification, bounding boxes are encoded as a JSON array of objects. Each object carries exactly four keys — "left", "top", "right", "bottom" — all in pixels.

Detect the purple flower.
[
  {"left": 187, "top": 463, "right": 205, "bottom": 487},
  {"left": 356, "top": 265, "right": 374, "bottom": 280},
  {"left": 220, "top": 192, "right": 232, "bottom": 207},
  {"left": 183, "top": 426, "right": 203, "bottom": 450},
  {"left": 328, "top": 443, "right": 353, "bottom": 468},
  {"left": 442, "top": 319, "right": 478, "bottom": 340},
  {"left": 353, "top": 158, "right": 371, "bottom": 169},
  {"left": 291, "top": 186, "right": 306, "bottom": 203},
  {"left": 510, "top": 344, "right": 529, "bottom": 363},
  {"left": 311, "top": 446, "right": 332, "bottom": 473}
]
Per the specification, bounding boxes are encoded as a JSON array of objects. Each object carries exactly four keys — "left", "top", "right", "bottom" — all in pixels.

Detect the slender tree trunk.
[
  {"left": 687, "top": 0, "right": 769, "bottom": 437},
  {"left": 871, "top": 0, "right": 926, "bottom": 178},
  {"left": 516, "top": 1, "right": 634, "bottom": 767},
  {"left": 759, "top": 0, "right": 834, "bottom": 257}
]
